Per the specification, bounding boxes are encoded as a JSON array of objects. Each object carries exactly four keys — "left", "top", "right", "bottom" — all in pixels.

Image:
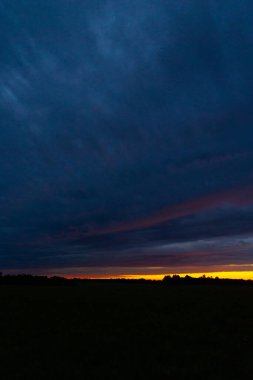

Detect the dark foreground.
[{"left": 1, "top": 282, "right": 253, "bottom": 379}]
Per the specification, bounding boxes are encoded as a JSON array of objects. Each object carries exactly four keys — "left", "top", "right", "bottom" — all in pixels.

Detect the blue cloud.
[{"left": 1, "top": 0, "right": 253, "bottom": 272}]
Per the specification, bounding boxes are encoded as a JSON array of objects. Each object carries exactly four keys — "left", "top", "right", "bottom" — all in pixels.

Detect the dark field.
[{"left": 1, "top": 283, "right": 253, "bottom": 379}]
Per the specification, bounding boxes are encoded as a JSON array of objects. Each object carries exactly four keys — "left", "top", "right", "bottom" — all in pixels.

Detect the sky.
[{"left": 1, "top": 0, "right": 253, "bottom": 278}]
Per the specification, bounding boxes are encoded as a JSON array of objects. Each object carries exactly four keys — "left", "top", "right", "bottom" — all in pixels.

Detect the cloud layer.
[{"left": 1, "top": 1, "right": 253, "bottom": 273}]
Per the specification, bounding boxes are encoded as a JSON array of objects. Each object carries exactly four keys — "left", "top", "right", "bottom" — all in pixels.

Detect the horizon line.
[{"left": 3, "top": 271, "right": 253, "bottom": 281}]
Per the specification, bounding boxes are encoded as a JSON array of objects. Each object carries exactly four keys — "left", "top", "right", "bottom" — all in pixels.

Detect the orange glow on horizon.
[{"left": 64, "top": 271, "right": 253, "bottom": 281}]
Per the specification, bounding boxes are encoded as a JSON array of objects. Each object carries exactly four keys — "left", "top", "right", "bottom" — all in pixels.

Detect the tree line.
[{"left": 0, "top": 272, "right": 252, "bottom": 286}]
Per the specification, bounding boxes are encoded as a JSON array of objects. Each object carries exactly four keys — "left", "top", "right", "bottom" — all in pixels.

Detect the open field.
[{"left": 1, "top": 282, "right": 253, "bottom": 379}]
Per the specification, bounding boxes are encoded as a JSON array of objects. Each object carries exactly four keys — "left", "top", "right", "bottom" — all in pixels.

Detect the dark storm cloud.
[{"left": 1, "top": 0, "right": 253, "bottom": 272}]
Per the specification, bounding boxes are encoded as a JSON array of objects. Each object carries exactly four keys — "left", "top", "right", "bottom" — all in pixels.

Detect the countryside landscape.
[{"left": 1, "top": 1, "right": 253, "bottom": 378}]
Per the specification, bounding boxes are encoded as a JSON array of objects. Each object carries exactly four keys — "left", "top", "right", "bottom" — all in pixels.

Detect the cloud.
[
  {"left": 1, "top": 1, "right": 253, "bottom": 272},
  {"left": 62, "top": 185, "right": 253, "bottom": 239}
]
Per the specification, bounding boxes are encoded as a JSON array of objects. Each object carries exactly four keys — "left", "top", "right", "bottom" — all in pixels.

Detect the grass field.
[{"left": 1, "top": 282, "right": 253, "bottom": 379}]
